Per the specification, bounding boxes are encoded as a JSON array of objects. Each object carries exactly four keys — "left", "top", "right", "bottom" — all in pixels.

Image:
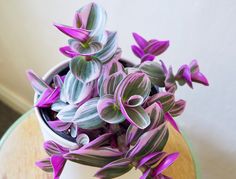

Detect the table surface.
[{"left": 0, "top": 110, "right": 198, "bottom": 179}]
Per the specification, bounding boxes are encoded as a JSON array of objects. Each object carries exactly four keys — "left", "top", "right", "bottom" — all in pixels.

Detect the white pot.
[{"left": 34, "top": 60, "right": 142, "bottom": 179}]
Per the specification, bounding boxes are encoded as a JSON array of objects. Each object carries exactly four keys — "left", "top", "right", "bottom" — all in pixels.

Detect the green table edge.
[{"left": 0, "top": 109, "right": 201, "bottom": 178}]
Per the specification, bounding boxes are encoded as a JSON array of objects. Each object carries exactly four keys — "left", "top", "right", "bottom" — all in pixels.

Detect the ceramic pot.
[{"left": 34, "top": 59, "right": 142, "bottom": 179}]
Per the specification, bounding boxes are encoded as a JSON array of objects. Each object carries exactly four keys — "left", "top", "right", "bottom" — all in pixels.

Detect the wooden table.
[{"left": 0, "top": 110, "right": 199, "bottom": 179}]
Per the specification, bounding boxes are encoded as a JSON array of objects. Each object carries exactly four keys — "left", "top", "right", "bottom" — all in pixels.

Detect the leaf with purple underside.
[
  {"left": 139, "top": 61, "right": 165, "bottom": 87},
  {"left": 175, "top": 64, "right": 192, "bottom": 88},
  {"left": 146, "top": 92, "right": 175, "bottom": 112},
  {"left": 126, "top": 123, "right": 169, "bottom": 159},
  {"left": 64, "top": 147, "right": 123, "bottom": 168},
  {"left": 131, "top": 45, "right": 144, "bottom": 59},
  {"left": 144, "top": 40, "right": 169, "bottom": 56},
  {"left": 164, "top": 112, "right": 180, "bottom": 133},
  {"left": 140, "top": 169, "right": 151, "bottom": 179},
  {"left": 169, "top": 99, "right": 186, "bottom": 117},
  {"left": 97, "top": 95, "right": 125, "bottom": 124},
  {"left": 74, "top": 97, "right": 104, "bottom": 129},
  {"left": 132, "top": 33, "right": 148, "bottom": 49},
  {"left": 51, "top": 155, "right": 67, "bottom": 179},
  {"left": 54, "top": 23, "right": 90, "bottom": 42},
  {"left": 48, "top": 120, "right": 71, "bottom": 132},
  {"left": 189, "top": 60, "right": 209, "bottom": 86},
  {"left": 152, "top": 152, "right": 179, "bottom": 177},
  {"left": 35, "top": 158, "right": 53, "bottom": 172},
  {"left": 35, "top": 87, "right": 60, "bottom": 108},
  {"left": 44, "top": 141, "right": 69, "bottom": 156},
  {"left": 137, "top": 152, "right": 166, "bottom": 168},
  {"left": 59, "top": 46, "right": 79, "bottom": 58},
  {"left": 26, "top": 69, "right": 51, "bottom": 94},
  {"left": 94, "top": 158, "right": 132, "bottom": 178},
  {"left": 70, "top": 56, "right": 102, "bottom": 83},
  {"left": 60, "top": 71, "right": 94, "bottom": 104}
]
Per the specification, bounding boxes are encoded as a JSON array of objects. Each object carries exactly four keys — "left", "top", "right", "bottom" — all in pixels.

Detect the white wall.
[{"left": 0, "top": 0, "right": 236, "bottom": 178}]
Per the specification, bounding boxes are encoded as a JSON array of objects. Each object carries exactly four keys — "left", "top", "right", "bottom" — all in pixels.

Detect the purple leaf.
[
  {"left": 137, "top": 152, "right": 166, "bottom": 168},
  {"left": 35, "top": 158, "right": 53, "bottom": 172},
  {"left": 59, "top": 46, "right": 79, "bottom": 58},
  {"left": 169, "top": 99, "right": 186, "bottom": 117},
  {"left": 131, "top": 45, "right": 144, "bottom": 59},
  {"left": 94, "top": 158, "right": 132, "bottom": 178},
  {"left": 132, "top": 32, "right": 148, "bottom": 49},
  {"left": 48, "top": 120, "right": 72, "bottom": 132},
  {"left": 164, "top": 112, "right": 180, "bottom": 133},
  {"left": 44, "top": 141, "right": 69, "bottom": 156},
  {"left": 175, "top": 65, "right": 193, "bottom": 88},
  {"left": 160, "top": 60, "right": 168, "bottom": 75},
  {"left": 97, "top": 95, "right": 125, "bottom": 124},
  {"left": 51, "top": 155, "right": 66, "bottom": 179},
  {"left": 26, "top": 69, "right": 51, "bottom": 94},
  {"left": 144, "top": 40, "right": 169, "bottom": 56},
  {"left": 152, "top": 152, "right": 179, "bottom": 177},
  {"left": 35, "top": 87, "right": 60, "bottom": 108},
  {"left": 54, "top": 23, "right": 90, "bottom": 42},
  {"left": 141, "top": 54, "right": 155, "bottom": 62}
]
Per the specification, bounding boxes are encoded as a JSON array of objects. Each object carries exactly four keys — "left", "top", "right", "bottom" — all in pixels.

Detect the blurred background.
[{"left": 0, "top": 0, "right": 236, "bottom": 178}]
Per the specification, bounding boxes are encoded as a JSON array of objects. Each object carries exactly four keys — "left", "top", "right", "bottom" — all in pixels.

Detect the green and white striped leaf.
[
  {"left": 115, "top": 71, "right": 151, "bottom": 102},
  {"left": 120, "top": 104, "right": 150, "bottom": 129},
  {"left": 95, "top": 158, "right": 133, "bottom": 178},
  {"left": 126, "top": 123, "right": 169, "bottom": 159},
  {"left": 70, "top": 56, "right": 102, "bottom": 83},
  {"left": 60, "top": 71, "right": 94, "bottom": 104},
  {"left": 56, "top": 104, "right": 78, "bottom": 122},
  {"left": 146, "top": 92, "right": 175, "bottom": 112},
  {"left": 74, "top": 98, "right": 104, "bottom": 129},
  {"left": 169, "top": 99, "right": 186, "bottom": 117},
  {"left": 97, "top": 95, "right": 125, "bottom": 124},
  {"left": 64, "top": 147, "right": 123, "bottom": 168},
  {"left": 95, "top": 31, "right": 118, "bottom": 63},
  {"left": 51, "top": 100, "right": 67, "bottom": 112},
  {"left": 99, "top": 71, "right": 126, "bottom": 96},
  {"left": 139, "top": 61, "right": 166, "bottom": 87},
  {"left": 126, "top": 102, "right": 165, "bottom": 146}
]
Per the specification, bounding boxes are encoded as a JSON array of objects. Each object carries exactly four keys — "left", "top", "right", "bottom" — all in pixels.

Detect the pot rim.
[{"left": 34, "top": 59, "right": 77, "bottom": 147}]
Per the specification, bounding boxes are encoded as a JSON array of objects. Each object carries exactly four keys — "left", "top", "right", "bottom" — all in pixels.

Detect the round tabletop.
[{"left": 0, "top": 110, "right": 199, "bottom": 179}]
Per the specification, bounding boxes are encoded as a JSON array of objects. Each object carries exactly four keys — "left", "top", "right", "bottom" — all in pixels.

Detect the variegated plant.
[{"left": 27, "top": 2, "right": 209, "bottom": 179}]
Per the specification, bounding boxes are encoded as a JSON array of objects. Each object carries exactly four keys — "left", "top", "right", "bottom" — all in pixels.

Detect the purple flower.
[{"left": 131, "top": 33, "right": 169, "bottom": 63}]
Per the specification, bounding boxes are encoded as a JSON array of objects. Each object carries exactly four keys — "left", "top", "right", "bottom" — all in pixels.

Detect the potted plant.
[{"left": 26, "top": 2, "right": 208, "bottom": 179}]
